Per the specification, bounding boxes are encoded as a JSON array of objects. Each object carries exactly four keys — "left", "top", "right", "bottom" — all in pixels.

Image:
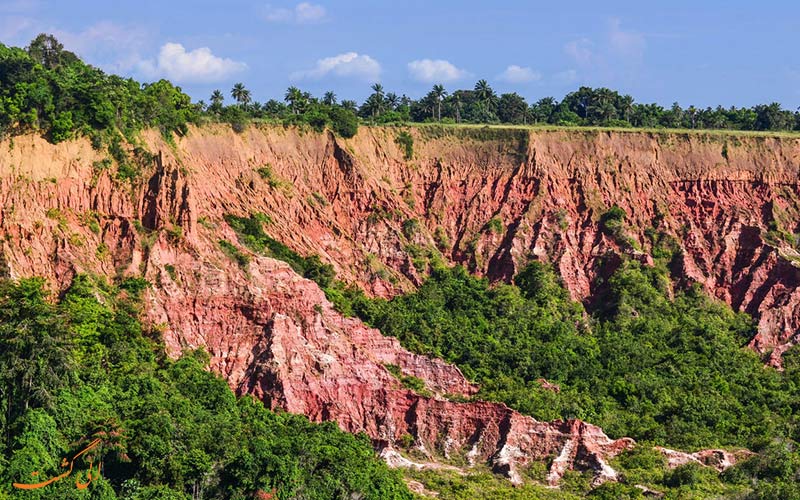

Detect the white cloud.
[
  {"left": 290, "top": 52, "right": 380, "bottom": 81},
  {"left": 138, "top": 43, "right": 247, "bottom": 83},
  {"left": 407, "top": 59, "right": 467, "bottom": 83},
  {"left": 264, "top": 2, "right": 327, "bottom": 24},
  {"left": 497, "top": 65, "right": 541, "bottom": 84},
  {"left": 295, "top": 2, "right": 326, "bottom": 22}
]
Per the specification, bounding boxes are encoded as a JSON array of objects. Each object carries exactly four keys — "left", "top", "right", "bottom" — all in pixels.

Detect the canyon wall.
[{"left": 0, "top": 125, "right": 797, "bottom": 483}]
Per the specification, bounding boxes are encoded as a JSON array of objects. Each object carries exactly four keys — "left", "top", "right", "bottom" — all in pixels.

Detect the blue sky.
[{"left": 1, "top": 0, "right": 798, "bottom": 108}]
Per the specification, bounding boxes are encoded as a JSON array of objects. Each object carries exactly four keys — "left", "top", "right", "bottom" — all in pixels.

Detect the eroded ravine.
[{"left": 1, "top": 125, "right": 798, "bottom": 485}]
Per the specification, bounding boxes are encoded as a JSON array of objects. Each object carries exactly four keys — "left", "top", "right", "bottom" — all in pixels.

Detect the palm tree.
[
  {"left": 210, "top": 90, "right": 224, "bottom": 108},
  {"left": 362, "top": 94, "right": 384, "bottom": 120},
  {"left": 284, "top": 86, "right": 304, "bottom": 114},
  {"left": 452, "top": 93, "right": 462, "bottom": 123},
  {"left": 431, "top": 84, "right": 447, "bottom": 121},
  {"left": 620, "top": 94, "right": 634, "bottom": 123},
  {"left": 368, "top": 83, "right": 385, "bottom": 117},
  {"left": 687, "top": 105, "right": 698, "bottom": 128},
  {"left": 340, "top": 100, "right": 357, "bottom": 112},
  {"left": 385, "top": 92, "right": 399, "bottom": 110},
  {"left": 474, "top": 79, "right": 497, "bottom": 110},
  {"left": 231, "top": 83, "right": 251, "bottom": 107},
  {"left": 422, "top": 91, "right": 438, "bottom": 120},
  {"left": 323, "top": 91, "right": 337, "bottom": 106},
  {"left": 370, "top": 83, "right": 385, "bottom": 100}
]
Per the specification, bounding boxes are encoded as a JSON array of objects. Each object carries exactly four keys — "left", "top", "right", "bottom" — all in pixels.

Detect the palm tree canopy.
[{"left": 285, "top": 86, "right": 302, "bottom": 103}]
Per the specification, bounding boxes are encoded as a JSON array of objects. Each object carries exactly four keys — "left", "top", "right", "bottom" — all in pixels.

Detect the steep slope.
[
  {"left": 133, "top": 125, "right": 800, "bottom": 364},
  {"left": 0, "top": 125, "right": 796, "bottom": 485}
]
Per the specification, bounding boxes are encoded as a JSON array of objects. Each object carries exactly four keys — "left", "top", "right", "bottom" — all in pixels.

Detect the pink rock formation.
[{"left": 0, "top": 125, "right": 787, "bottom": 485}]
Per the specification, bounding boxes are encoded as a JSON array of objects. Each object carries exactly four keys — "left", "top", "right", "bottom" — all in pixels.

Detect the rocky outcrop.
[
  {"left": 147, "top": 248, "right": 633, "bottom": 485},
  {"left": 656, "top": 447, "right": 754, "bottom": 472},
  {"left": 0, "top": 126, "right": 791, "bottom": 485}
]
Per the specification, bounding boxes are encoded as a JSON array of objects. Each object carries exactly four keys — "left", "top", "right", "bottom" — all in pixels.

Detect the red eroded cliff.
[
  {"left": 130, "top": 125, "right": 800, "bottom": 364},
  {"left": 0, "top": 125, "right": 797, "bottom": 483}
]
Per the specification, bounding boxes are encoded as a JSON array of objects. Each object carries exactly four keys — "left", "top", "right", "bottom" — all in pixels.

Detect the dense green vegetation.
[
  {"left": 204, "top": 80, "right": 800, "bottom": 134},
  {"left": 217, "top": 210, "right": 800, "bottom": 497},
  {"left": 324, "top": 258, "right": 800, "bottom": 498},
  {"left": 223, "top": 214, "right": 336, "bottom": 287},
  {"left": 2, "top": 35, "right": 799, "bottom": 155},
  {"left": 347, "top": 262, "right": 798, "bottom": 451},
  {"left": 0, "top": 35, "right": 197, "bottom": 143},
  {"left": 0, "top": 276, "right": 410, "bottom": 499}
]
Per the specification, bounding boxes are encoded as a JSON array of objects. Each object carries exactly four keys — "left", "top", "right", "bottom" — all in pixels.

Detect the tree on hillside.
[
  {"left": 474, "top": 79, "right": 498, "bottom": 110},
  {"left": 370, "top": 83, "right": 385, "bottom": 100},
  {"left": 284, "top": 86, "right": 305, "bottom": 114},
  {"left": 687, "top": 105, "right": 698, "bottom": 129},
  {"left": 452, "top": 92, "right": 462, "bottom": 123},
  {"left": 662, "top": 102, "right": 685, "bottom": 128},
  {"left": 498, "top": 92, "right": 528, "bottom": 124},
  {"left": 340, "top": 99, "right": 358, "bottom": 112},
  {"left": 431, "top": 84, "right": 447, "bottom": 122},
  {"left": 418, "top": 90, "right": 438, "bottom": 121},
  {"left": 530, "top": 97, "right": 558, "bottom": 124},
  {"left": 26, "top": 33, "right": 78, "bottom": 69},
  {"left": 620, "top": 94, "right": 634, "bottom": 122},
  {"left": 0, "top": 279, "right": 75, "bottom": 447},
  {"left": 754, "top": 102, "right": 795, "bottom": 131},
  {"left": 323, "top": 91, "right": 337, "bottom": 106},
  {"left": 359, "top": 84, "right": 388, "bottom": 120},
  {"left": 369, "top": 83, "right": 385, "bottom": 116},
  {"left": 209, "top": 90, "right": 224, "bottom": 112},
  {"left": 231, "top": 83, "right": 251, "bottom": 107},
  {"left": 386, "top": 92, "right": 399, "bottom": 110}
]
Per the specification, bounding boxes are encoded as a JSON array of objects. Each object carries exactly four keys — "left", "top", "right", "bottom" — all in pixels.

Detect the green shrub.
[
  {"left": 433, "top": 226, "right": 450, "bottom": 252},
  {"left": 165, "top": 224, "right": 183, "bottom": 243},
  {"left": 219, "top": 239, "right": 250, "bottom": 268},
  {"left": 402, "top": 218, "right": 421, "bottom": 239},
  {"left": 485, "top": 217, "right": 503, "bottom": 234},
  {"left": 599, "top": 205, "right": 631, "bottom": 243},
  {"left": 164, "top": 264, "right": 178, "bottom": 281},
  {"left": 328, "top": 106, "right": 359, "bottom": 138},
  {"left": 224, "top": 214, "right": 335, "bottom": 287},
  {"left": 50, "top": 111, "right": 73, "bottom": 143},
  {"left": 0, "top": 276, "right": 411, "bottom": 499},
  {"left": 303, "top": 107, "right": 329, "bottom": 132}
]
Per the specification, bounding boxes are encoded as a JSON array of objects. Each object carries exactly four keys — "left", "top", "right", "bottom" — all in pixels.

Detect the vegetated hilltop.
[{"left": 2, "top": 123, "right": 800, "bottom": 498}]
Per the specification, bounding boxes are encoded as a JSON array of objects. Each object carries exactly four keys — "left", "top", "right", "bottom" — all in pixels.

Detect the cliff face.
[
  {"left": 0, "top": 125, "right": 797, "bottom": 483},
  {"left": 148, "top": 126, "right": 799, "bottom": 364}
]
